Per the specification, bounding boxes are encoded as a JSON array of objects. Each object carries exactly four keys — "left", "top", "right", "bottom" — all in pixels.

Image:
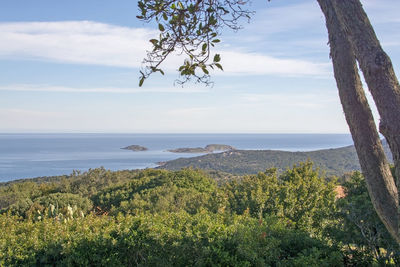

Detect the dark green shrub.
[
  {"left": 92, "top": 169, "right": 226, "bottom": 215},
  {"left": 0, "top": 212, "right": 344, "bottom": 266},
  {"left": 328, "top": 171, "right": 400, "bottom": 265}
]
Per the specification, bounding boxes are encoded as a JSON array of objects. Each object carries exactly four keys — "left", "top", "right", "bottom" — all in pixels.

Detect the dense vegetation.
[
  {"left": 0, "top": 163, "right": 399, "bottom": 265},
  {"left": 160, "top": 141, "right": 392, "bottom": 177}
]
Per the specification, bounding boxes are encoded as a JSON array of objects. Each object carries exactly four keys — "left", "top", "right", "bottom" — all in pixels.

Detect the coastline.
[{"left": 0, "top": 133, "right": 353, "bottom": 182}]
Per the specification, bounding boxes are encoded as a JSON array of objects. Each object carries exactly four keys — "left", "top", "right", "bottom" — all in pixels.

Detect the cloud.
[
  {"left": 0, "top": 21, "right": 154, "bottom": 68},
  {"left": 167, "top": 107, "right": 216, "bottom": 116},
  {"left": 0, "top": 108, "right": 71, "bottom": 132},
  {"left": 0, "top": 84, "right": 209, "bottom": 94},
  {"left": 239, "top": 91, "right": 338, "bottom": 109},
  {"left": 0, "top": 21, "right": 330, "bottom": 77},
  {"left": 247, "top": 0, "right": 400, "bottom": 35},
  {"left": 226, "top": 0, "right": 400, "bottom": 60},
  {"left": 248, "top": 1, "right": 323, "bottom": 35},
  {"left": 219, "top": 51, "right": 330, "bottom": 77},
  {"left": 362, "top": 0, "right": 400, "bottom": 24},
  {"left": 0, "top": 108, "right": 65, "bottom": 118}
]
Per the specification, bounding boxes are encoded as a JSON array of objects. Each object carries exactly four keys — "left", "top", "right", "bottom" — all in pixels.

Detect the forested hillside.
[
  {"left": 1, "top": 164, "right": 399, "bottom": 265},
  {"left": 160, "top": 141, "right": 392, "bottom": 176}
]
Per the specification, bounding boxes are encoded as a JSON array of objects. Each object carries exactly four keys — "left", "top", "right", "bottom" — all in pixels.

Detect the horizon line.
[{"left": 0, "top": 132, "right": 351, "bottom": 135}]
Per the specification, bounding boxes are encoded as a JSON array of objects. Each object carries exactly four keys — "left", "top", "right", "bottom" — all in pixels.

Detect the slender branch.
[{"left": 137, "top": 0, "right": 253, "bottom": 86}]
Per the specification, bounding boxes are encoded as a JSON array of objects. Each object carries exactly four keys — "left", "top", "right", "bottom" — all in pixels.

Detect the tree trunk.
[
  {"left": 317, "top": 0, "right": 400, "bottom": 243},
  {"left": 332, "top": 0, "right": 400, "bottom": 187}
]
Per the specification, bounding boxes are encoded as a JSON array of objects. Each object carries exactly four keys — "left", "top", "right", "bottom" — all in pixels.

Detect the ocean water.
[{"left": 0, "top": 133, "right": 353, "bottom": 182}]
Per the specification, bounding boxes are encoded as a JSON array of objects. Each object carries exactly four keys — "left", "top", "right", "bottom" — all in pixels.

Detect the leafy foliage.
[
  {"left": 0, "top": 212, "right": 343, "bottom": 266},
  {"left": 0, "top": 167, "right": 143, "bottom": 221},
  {"left": 327, "top": 171, "right": 400, "bottom": 265},
  {"left": 92, "top": 168, "right": 227, "bottom": 215},
  {"left": 225, "top": 163, "right": 337, "bottom": 236},
  {"left": 4, "top": 192, "right": 92, "bottom": 220},
  {"left": 1, "top": 163, "right": 398, "bottom": 265},
  {"left": 137, "top": 0, "right": 253, "bottom": 85}
]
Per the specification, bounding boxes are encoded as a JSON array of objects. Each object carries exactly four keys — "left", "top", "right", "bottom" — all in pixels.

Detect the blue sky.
[{"left": 0, "top": 0, "right": 399, "bottom": 133}]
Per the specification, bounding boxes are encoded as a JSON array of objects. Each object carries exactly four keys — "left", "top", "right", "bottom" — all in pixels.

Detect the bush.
[
  {"left": 92, "top": 169, "right": 227, "bottom": 215},
  {"left": 225, "top": 162, "right": 337, "bottom": 236},
  {"left": 328, "top": 171, "right": 400, "bottom": 265},
  {"left": 3, "top": 193, "right": 92, "bottom": 219},
  {"left": 0, "top": 212, "right": 344, "bottom": 266},
  {"left": 0, "top": 165, "right": 350, "bottom": 265}
]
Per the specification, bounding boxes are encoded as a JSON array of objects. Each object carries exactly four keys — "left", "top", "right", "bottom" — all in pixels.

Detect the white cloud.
[
  {"left": 239, "top": 91, "right": 338, "bottom": 109},
  {"left": 219, "top": 51, "right": 330, "bottom": 77},
  {"left": 167, "top": 107, "right": 216, "bottom": 116},
  {"left": 0, "top": 84, "right": 209, "bottom": 94},
  {"left": 0, "top": 108, "right": 65, "bottom": 118},
  {"left": 227, "top": 0, "right": 400, "bottom": 61},
  {"left": 247, "top": 0, "right": 400, "bottom": 35},
  {"left": 0, "top": 21, "right": 154, "bottom": 68},
  {"left": 0, "top": 21, "right": 330, "bottom": 77}
]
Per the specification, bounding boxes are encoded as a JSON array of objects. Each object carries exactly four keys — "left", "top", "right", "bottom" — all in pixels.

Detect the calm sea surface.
[{"left": 0, "top": 133, "right": 353, "bottom": 182}]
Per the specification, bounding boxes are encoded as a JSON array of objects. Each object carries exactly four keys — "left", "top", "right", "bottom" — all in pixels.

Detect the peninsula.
[{"left": 167, "top": 144, "right": 235, "bottom": 153}]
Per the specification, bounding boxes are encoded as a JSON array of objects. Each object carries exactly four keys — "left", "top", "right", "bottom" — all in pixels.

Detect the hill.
[
  {"left": 167, "top": 144, "right": 235, "bottom": 153},
  {"left": 159, "top": 141, "right": 392, "bottom": 176}
]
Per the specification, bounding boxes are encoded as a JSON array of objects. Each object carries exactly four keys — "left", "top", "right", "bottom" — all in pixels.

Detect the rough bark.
[
  {"left": 332, "top": 0, "right": 400, "bottom": 187},
  {"left": 317, "top": 0, "right": 400, "bottom": 243}
]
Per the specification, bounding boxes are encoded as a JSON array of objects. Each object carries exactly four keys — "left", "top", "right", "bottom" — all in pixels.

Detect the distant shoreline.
[
  {"left": 0, "top": 133, "right": 354, "bottom": 182},
  {"left": 167, "top": 144, "right": 235, "bottom": 153}
]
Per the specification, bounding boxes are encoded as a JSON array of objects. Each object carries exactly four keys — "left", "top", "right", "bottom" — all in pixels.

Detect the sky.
[{"left": 0, "top": 0, "right": 399, "bottom": 133}]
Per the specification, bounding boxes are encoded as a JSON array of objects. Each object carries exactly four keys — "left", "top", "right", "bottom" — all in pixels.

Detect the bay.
[{"left": 0, "top": 133, "right": 353, "bottom": 182}]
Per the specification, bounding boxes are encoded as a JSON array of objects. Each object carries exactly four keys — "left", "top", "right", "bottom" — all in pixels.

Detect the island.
[
  {"left": 121, "top": 145, "right": 148, "bottom": 151},
  {"left": 167, "top": 144, "right": 235, "bottom": 153}
]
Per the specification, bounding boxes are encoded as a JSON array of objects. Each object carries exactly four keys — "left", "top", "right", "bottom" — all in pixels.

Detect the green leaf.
[
  {"left": 213, "top": 54, "right": 221, "bottom": 62},
  {"left": 202, "top": 43, "right": 207, "bottom": 52},
  {"left": 159, "top": 69, "right": 165, "bottom": 75},
  {"left": 202, "top": 67, "right": 209, "bottom": 74},
  {"left": 158, "top": 24, "right": 165, "bottom": 31},
  {"left": 212, "top": 39, "right": 220, "bottom": 43},
  {"left": 139, "top": 77, "right": 145, "bottom": 87},
  {"left": 178, "top": 1, "right": 184, "bottom": 9},
  {"left": 215, "top": 63, "right": 223, "bottom": 71},
  {"left": 188, "top": 4, "right": 194, "bottom": 13},
  {"left": 149, "top": 39, "right": 158, "bottom": 45}
]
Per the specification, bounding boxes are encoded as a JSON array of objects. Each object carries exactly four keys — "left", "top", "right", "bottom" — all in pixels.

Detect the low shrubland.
[{"left": 1, "top": 163, "right": 398, "bottom": 266}]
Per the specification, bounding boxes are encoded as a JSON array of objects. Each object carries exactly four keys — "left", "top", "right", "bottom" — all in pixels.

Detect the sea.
[{"left": 0, "top": 133, "right": 353, "bottom": 182}]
